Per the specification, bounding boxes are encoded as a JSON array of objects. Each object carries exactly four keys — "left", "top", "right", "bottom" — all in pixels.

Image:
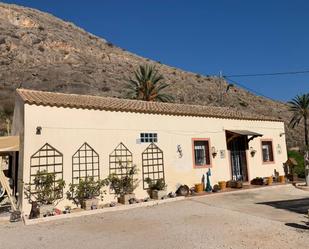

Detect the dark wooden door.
[{"left": 230, "top": 139, "right": 248, "bottom": 181}]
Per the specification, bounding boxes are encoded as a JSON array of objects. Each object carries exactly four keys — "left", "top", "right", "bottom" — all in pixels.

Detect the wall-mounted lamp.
[
  {"left": 279, "top": 132, "right": 285, "bottom": 137},
  {"left": 36, "top": 126, "right": 42, "bottom": 135},
  {"left": 211, "top": 146, "right": 218, "bottom": 158},
  {"left": 277, "top": 144, "right": 282, "bottom": 154},
  {"left": 250, "top": 147, "right": 257, "bottom": 157}
]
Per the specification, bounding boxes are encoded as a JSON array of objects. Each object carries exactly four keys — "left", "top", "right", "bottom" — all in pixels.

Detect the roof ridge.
[
  {"left": 15, "top": 88, "right": 281, "bottom": 122},
  {"left": 16, "top": 88, "right": 228, "bottom": 110}
]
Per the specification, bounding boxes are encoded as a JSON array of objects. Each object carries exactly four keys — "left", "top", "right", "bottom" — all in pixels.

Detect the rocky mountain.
[{"left": 0, "top": 2, "right": 304, "bottom": 148}]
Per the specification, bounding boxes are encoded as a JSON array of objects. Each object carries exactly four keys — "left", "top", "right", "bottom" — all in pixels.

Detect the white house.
[{"left": 11, "top": 88, "right": 287, "bottom": 213}]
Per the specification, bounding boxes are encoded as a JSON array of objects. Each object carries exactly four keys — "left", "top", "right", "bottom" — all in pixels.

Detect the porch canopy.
[
  {"left": 0, "top": 136, "right": 19, "bottom": 152},
  {"left": 226, "top": 130, "right": 263, "bottom": 143}
]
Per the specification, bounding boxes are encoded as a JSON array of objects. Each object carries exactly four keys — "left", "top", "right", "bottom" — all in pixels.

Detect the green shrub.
[
  {"left": 24, "top": 170, "right": 65, "bottom": 206},
  {"left": 145, "top": 178, "right": 166, "bottom": 191},
  {"left": 108, "top": 164, "right": 139, "bottom": 196},
  {"left": 66, "top": 177, "right": 109, "bottom": 207},
  {"left": 288, "top": 151, "right": 305, "bottom": 178}
]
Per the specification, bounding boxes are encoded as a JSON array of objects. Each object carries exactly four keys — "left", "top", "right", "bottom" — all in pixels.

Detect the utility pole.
[{"left": 219, "top": 71, "right": 223, "bottom": 104}]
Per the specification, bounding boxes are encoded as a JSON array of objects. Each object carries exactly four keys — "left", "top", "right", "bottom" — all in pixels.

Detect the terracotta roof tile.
[{"left": 16, "top": 88, "right": 280, "bottom": 122}]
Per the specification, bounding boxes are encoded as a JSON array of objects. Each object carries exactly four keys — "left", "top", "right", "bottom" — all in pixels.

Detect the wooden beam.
[{"left": 227, "top": 133, "right": 240, "bottom": 143}]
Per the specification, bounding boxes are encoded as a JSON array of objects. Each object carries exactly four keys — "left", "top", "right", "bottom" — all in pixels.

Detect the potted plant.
[
  {"left": 236, "top": 181, "right": 243, "bottom": 188},
  {"left": 194, "top": 183, "right": 204, "bottom": 193},
  {"left": 67, "top": 177, "right": 109, "bottom": 210},
  {"left": 108, "top": 164, "right": 139, "bottom": 204},
  {"left": 146, "top": 178, "right": 167, "bottom": 199},
  {"left": 227, "top": 180, "right": 237, "bottom": 188},
  {"left": 250, "top": 177, "right": 264, "bottom": 185},
  {"left": 24, "top": 170, "right": 65, "bottom": 218}
]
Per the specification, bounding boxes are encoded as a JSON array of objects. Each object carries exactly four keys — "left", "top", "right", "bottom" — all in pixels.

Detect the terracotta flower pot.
[
  {"left": 218, "top": 181, "right": 226, "bottom": 190},
  {"left": 267, "top": 176, "right": 273, "bottom": 185},
  {"left": 195, "top": 183, "right": 204, "bottom": 193},
  {"left": 279, "top": 175, "right": 285, "bottom": 183}
]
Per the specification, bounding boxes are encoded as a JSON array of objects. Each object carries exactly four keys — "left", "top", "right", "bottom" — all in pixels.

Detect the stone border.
[{"left": 23, "top": 196, "right": 185, "bottom": 226}]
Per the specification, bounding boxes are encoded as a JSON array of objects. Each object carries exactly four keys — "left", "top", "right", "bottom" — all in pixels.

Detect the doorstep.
[{"left": 23, "top": 196, "right": 185, "bottom": 226}]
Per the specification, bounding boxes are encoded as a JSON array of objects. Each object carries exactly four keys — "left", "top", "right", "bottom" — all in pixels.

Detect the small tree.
[
  {"left": 66, "top": 177, "right": 109, "bottom": 208},
  {"left": 24, "top": 170, "right": 65, "bottom": 206},
  {"left": 108, "top": 164, "right": 139, "bottom": 196}
]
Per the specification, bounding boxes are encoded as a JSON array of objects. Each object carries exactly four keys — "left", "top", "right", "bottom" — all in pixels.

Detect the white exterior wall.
[{"left": 20, "top": 104, "right": 287, "bottom": 213}]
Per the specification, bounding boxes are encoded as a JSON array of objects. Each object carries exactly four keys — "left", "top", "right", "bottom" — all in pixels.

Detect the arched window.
[
  {"left": 72, "top": 143, "right": 99, "bottom": 185},
  {"left": 142, "top": 143, "right": 165, "bottom": 189},
  {"left": 30, "top": 143, "right": 63, "bottom": 195},
  {"left": 109, "top": 143, "right": 133, "bottom": 177}
]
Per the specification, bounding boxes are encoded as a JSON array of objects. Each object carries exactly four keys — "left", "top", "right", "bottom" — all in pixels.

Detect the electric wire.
[
  {"left": 223, "top": 76, "right": 272, "bottom": 99},
  {"left": 224, "top": 69, "right": 309, "bottom": 78},
  {"left": 221, "top": 68, "right": 309, "bottom": 99}
]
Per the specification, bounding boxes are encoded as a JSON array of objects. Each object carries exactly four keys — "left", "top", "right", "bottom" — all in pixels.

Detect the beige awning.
[
  {"left": 227, "top": 130, "right": 263, "bottom": 137},
  {"left": 226, "top": 130, "right": 263, "bottom": 143},
  {"left": 0, "top": 136, "right": 19, "bottom": 152}
]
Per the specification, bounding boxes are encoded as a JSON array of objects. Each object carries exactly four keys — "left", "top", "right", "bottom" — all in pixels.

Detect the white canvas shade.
[{"left": 0, "top": 136, "right": 19, "bottom": 152}]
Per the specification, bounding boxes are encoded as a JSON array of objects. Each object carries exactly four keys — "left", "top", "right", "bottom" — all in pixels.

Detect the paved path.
[
  {"left": 0, "top": 185, "right": 308, "bottom": 249},
  {"left": 193, "top": 184, "right": 309, "bottom": 224}
]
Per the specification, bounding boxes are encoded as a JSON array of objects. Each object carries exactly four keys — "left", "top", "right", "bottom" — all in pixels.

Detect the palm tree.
[
  {"left": 288, "top": 93, "right": 309, "bottom": 185},
  {"left": 126, "top": 64, "right": 173, "bottom": 102},
  {"left": 288, "top": 94, "right": 309, "bottom": 146}
]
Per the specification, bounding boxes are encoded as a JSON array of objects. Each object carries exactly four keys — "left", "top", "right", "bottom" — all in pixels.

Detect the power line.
[
  {"left": 223, "top": 76, "right": 272, "bottom": 99},
  {"left": 224, "top": 69, "right": 309, "bottom": 78}
]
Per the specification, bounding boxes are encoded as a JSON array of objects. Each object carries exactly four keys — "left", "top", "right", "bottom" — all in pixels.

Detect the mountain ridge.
[{"left": 0, "top": 2, "right": 304, "bottom": 147}]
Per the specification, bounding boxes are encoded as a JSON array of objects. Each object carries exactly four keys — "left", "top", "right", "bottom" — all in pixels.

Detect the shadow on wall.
[{"left": 256, "top": 198, "right": 309, "bottom": 214}]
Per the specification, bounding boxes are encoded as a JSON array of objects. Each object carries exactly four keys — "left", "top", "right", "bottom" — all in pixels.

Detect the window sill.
[
  {"left": 193, "top": 164, "right": 212, "bottom": 169},
  {"left": 262, "top": 161, "right": 275, "bottom": 165}
]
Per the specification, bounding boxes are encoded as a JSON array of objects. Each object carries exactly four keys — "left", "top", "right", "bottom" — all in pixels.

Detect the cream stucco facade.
[{"left": 12, "top": 98, "right": 288, "bottom": 214}]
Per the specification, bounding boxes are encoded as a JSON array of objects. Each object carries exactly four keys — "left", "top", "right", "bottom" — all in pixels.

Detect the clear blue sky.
[{"left": 2, "top": 0, "right": 309, "bottom": 102}]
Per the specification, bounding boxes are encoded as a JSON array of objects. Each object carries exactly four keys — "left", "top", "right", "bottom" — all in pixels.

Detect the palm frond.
[
  {"left": 288, "top": 93, "right": 309, "bottom": 128},
  {"left": 124, "top": 64, "right": 173, "bottom": 102}
]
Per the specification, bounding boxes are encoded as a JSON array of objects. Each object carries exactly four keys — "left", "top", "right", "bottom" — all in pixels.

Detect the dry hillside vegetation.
[{"left": 0, "top": 3, "right": 304, "bottom": 147}]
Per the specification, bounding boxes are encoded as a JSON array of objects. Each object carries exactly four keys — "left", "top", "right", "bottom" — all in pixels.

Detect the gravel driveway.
[{"left": 0, "top": 185, "right": 308, "bottom": 249}]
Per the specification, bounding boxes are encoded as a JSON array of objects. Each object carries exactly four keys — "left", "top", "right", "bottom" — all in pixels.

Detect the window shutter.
[
  {"left": 268, "top": 142, "right": 274, "bottom": 162},
  {"left": 205, "top": 141, "right": 210, "bottom": 165}
]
